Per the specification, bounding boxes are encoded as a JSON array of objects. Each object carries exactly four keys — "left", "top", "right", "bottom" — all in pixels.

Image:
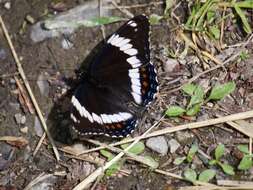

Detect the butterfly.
[{"left": 70, "top": 15, "right": 158, "bottom": 137}]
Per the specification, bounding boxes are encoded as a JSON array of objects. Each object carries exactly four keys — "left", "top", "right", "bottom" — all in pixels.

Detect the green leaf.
[
  {"left": 207, "top": 82, "right": 236, "bottom": 101},
  {"left": 215, "top": 144, "right": 225, "bottom": 160},
  {"left": 187, "top": 144, "right": 198, "bottom": 162},
  {"left": 184, "top": 169, "right": 197, "bottom": 183},
  {"left": 173, "top": 156, "right": 186, "bottom": 165},
  {"left": 144, "top": 156, "right": 159, "bottom": 169},
  {"left": 100, "top": 150, "right": 114, "bottom": 160},
  {"left": 234, "top": 4, "right": 252, "bottom": 34},
  {"left": 209, "top": 159, "right": 217, "bottom": 165},
  {"left": 149, "top": 14, "right": 163, "bottom": 25},
  {"left": 237, "top": 145, "right": 249, "bottom": 154},
  {"left": 121, "top": 142, "right": 145, "bottom": 155},
  {"left": 210, "top": 25, "right": 220, "bottom": 40},
  {"left": 238, "top": 155, "right": 252, "bottom": 170},
  {"left": 186, "top": 103, "right": 201, "bottom": 116},
  {"left": 164, "top": 0, "right": 175, "bottom": 15},
  {"left": 188, "top": 86, "right": 204, "bottom": 109},
  {"left": 198, "top": 169, "right": 216, "bottom": 182},
  {"left": 166, "top": 106, "right": 186, "bottom": 117},
  {"left": 105, "top": 163, "right": 121, "bottom": 176},
  {"left": 44, "top": 16, "right": 123, "bottom": 29},
  {"left": 235, "top": 0, "right": 253, "bottom": 8},
  {"left": 182, "top": 83, "right": 197, "bottom": 96},
  {"left": 240, "top": 51, "right": 249, "bottom": 61},
  {"left": 207, "top": 10, "right": 215, "bottom": 24},
  {"left": 219, "top": 163, "right": 235, "bottom": 175}
]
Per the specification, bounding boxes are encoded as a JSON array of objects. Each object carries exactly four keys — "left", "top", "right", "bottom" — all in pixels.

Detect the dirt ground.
[{"left": 0, "top": 0, "right": 253, "bottom": 190}]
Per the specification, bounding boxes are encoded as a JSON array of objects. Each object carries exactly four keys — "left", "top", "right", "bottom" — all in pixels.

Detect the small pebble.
[
  {"left": 34, "top": 116, "right": 43, "bottom": 137},
  {"left": 4, "top": 2, "right": 11, "bottom": 10},
  {"left": 168, "top": 139, "right": 181, "bottom": 153},
  {"left": 20, "top": 126, "right": 28, "bottom": 134},
  {"left": 37, "top": 74, "right": 49, "bottom": 96},
  {"left": 163, "top": 58, "right": 179, "bottom": 73},
  {"left": 61, "top": 38, "right": 73, "bottom": 49},
  {"left": 25, "top": 15, "right": 35, "bottom": 24},
  {"left": 9, "top": 78, "right": 16, "bottom": 84},
  {"left": 175, "top": 131, "right": 194, "bottom": 145},
  {"left": 14, "top": 113, "right": 26, "bottom": 125},
  {"left": 146, "top": 136, "right": 168, "bottom": 155},
  {"left": 0, "top": 49, "right": 7, "bottom": 60}
]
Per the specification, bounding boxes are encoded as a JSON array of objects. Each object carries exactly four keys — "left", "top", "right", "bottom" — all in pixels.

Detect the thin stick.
[
  {"left": 0, "top": 16, "right": 60, "bottom": 161},
  {"left": 220, "top": 5, "right": 226, "bottom": 49},
  {"left": 79, "top": 110, "right": 253, "bottom": 155},
  {"left": 33, "top": 132, "right": 46, "bottom": 156},
  {"left": 73, "top": 116, "right": 164, "bottom": 189}
]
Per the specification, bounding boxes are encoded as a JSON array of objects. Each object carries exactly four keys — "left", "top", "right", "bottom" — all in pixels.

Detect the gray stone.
[
  {"left": 34, "top": 116, "right": 43, "bottom": 137},
  {"left": 168, "top": 139, "right": 180, "bottom": 153},
  {"left": 0, "top": 48, "right": 7, "bottom": 60},
  {"left": 14, "top": 113, "right": 26, "bottom": 124},
  {"left": 61, "top": 38, "right": 73, "bottom": 49},
  {"left": 163, "top": 58, "right": 179, "bottom": 73},
  {"left": 146, "top": 136, "right": 168, "bottom": 155},
  {"left": 37, "top": 74, "right": 49, "bottom": 96},
  {"left": 30, "top": 0, "right": 112, "bottom": 42},
  {"left": 4, "top": 1, "right": 11, "bottom": 10},
  {"left": 175, "top": 131, "right": 194, "bottom": 145}
]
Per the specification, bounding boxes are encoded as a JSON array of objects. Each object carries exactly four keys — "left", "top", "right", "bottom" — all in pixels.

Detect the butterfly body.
[{"left": 70, "top": 15, "right": 158, "bottom": 137}]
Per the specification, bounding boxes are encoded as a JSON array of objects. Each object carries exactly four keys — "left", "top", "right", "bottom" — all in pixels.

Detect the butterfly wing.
[
  {"left": 71, "top": 15, "right": 158, "bottom": 137},
  {"left": 71, "top": 81, "right": 137, "bottom": 137},
  {"left": 89, "top": 15, "right": 158, "bottom": 106}
]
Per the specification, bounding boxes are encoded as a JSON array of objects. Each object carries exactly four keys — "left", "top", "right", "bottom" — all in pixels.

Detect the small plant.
[
  {"left": 184, "top": 168, "right": 216, "bottom": 183},
  {"left": 237, "top": 145, "right": 253, "bottom": 170},
  {"left": 173, "top": 144, "right": 216, "bottom": 183},
  {"left": 166, "top": 82, "right": 236, "bottom": 117},
  {"left": 185, "top": 0, "right": 253, "bottom": 34},
  {"left": 100, "top": 141, "right": 158, "bottom": 176},
  {"left": 174, "top": 144, "right": 199, "bottom": 165},
  {"left": 209, "top": 144, "right": 235, "bottom": 175},
  {"left": 239, "top": 51, "right": 250, "bottom": 61}
]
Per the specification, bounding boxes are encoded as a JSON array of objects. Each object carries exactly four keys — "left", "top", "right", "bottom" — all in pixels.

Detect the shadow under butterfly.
[{"left": 48, "top": 15, "right": 158, "bottom": 142}]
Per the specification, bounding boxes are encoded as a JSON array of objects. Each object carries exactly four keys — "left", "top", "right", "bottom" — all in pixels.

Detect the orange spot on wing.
[
  {"left": 116, "top": 123, "right": 122, "bottom": 128},
  {"left": 143, "top": 81, "right": 149, "bottom": 87}
]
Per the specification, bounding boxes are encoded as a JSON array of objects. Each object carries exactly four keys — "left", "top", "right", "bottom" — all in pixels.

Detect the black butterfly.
[{"left": 70, "top": 15, "right": 158, "bottom": 137}]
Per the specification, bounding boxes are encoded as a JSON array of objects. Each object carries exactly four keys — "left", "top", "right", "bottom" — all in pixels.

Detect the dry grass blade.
[
  {"left": 33, "top": 132, "right": 46, "bottom": 156},
  {"left": 217, "top": 180, "right": 253, "bottom": 187},
  {"left": 23, "top": 172, "right": 52, "bottom": 190},
  {"left": 0, "top": 16, "right": 60, "bottom": 161},
  {"left": 0, "top": 136, "right": 28, "bottom": 148},
  {"left": 14, "top": 76, "right": 35, "bottom": 114}
]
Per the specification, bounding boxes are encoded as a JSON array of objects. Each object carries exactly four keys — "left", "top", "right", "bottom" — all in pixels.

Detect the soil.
[{"left": 0, "top": 0, "right": 253, "bottom": 190}]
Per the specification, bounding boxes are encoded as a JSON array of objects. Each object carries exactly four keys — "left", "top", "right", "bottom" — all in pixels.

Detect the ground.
[{"left": 0, "top": 0, "right": 253, "bottom": 190}]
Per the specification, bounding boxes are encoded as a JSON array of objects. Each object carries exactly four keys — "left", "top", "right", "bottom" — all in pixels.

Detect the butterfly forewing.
[{"left": 70, "top": 15, "right": 158, "bottom": 137}]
